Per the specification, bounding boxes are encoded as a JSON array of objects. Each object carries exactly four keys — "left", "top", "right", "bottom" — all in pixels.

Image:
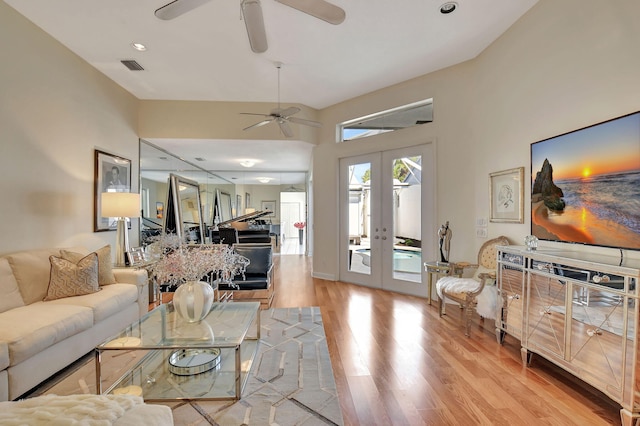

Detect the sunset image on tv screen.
[{"left": 531, "top": 111, "right": 640, "bottom": 250}]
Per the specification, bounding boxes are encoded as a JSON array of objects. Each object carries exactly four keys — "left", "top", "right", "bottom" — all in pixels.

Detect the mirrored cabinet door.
[{"left": 526, "top": 266, "right": 567, "bottom": 358}]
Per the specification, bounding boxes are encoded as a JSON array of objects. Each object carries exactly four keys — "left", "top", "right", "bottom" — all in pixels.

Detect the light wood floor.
[{"left": 271, "top": 253, "right": 621, "bottom": 425}]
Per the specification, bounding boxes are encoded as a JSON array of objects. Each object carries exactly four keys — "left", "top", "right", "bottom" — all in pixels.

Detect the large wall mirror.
[{"left": 139, "top": 140, "right": 236, "bottom": 245}]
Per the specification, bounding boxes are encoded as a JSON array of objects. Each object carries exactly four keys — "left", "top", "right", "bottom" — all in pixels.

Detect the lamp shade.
[{"left": 101, "top": 192, "right": 140, "bottom": 218}]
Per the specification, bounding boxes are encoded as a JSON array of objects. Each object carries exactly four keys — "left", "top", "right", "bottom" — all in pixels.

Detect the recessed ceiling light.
[
  {"left": 257, "top": 177, "right": 272, "bottom": 183},
  {"left": 440, "top": 2, "right": 457, "bottom": 14},
  {"left": 240, "top": 160, "right": 256, "bottom": 168},
  {"left": 131, "top": 42, "right": 147, "bottom": 51}
]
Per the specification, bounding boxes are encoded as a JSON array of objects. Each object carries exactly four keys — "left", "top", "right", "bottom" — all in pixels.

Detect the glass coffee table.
[{"left": 95, "top": 301, "right": 260, "bottom": 402}]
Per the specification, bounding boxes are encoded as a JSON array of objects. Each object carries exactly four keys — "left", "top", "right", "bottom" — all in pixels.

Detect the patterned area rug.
[{"left": 28, "top": 306, "right": 343, "bottom": 425}]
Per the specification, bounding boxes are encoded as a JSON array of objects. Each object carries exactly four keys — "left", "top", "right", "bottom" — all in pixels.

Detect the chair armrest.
[
  {"left": 478, "top": 271, "right": 496, "bottom": 280},
  {"left": 471, "top": 272, "right": 496, "bottom": 297}
]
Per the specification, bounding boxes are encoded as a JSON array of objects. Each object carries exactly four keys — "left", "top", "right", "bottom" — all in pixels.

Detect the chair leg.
[
  {"left": 438, "top": 295, "right": 444, "bottom": 317},
  {"left": 464, "top": 304, "right": 473, "bottom": 337}
]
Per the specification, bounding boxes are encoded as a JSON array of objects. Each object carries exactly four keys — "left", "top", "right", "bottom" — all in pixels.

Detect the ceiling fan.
[
  {"left": 154, "top": 0, "right": 346, "bottom": 53},
  {"left": 240, "top": 62, "right": 322, "bottom": 137}
]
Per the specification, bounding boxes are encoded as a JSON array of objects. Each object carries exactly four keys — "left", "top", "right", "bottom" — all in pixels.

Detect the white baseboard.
[{"left": 311, "top": 271, "right": 336, "bottom": 281}]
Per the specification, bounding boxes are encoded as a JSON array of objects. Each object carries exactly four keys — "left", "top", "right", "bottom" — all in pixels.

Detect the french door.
[{"left": 339, "top": 144, "right": 435, "bottom": 297}]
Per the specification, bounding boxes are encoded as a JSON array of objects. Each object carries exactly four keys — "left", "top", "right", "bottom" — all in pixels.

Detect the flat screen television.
[{"left": 530, "top": 111, "right": 640, "bottom": 251}]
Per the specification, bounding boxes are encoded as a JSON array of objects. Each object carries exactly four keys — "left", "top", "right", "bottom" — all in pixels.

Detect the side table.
[
  {"left": 114, "top": 259, "right": 160, "bottom": 306},
  {"left": 423, "top": 261, "right": 464, "bottom": 305}
]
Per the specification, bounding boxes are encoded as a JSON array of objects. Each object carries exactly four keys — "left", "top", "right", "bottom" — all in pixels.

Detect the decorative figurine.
[
  {"left": 438, "top": 221, "right": 452, "bottom": 263},
  {"left": 524, "top": 235, "right": 538, "bottom": 251}
]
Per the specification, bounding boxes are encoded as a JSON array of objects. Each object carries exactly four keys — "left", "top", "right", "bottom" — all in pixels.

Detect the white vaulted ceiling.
[{"left": 5, "top": 0, "right": 538, "bottom": 183}]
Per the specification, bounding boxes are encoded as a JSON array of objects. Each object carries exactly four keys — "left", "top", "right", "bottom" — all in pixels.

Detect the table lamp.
[{"left": 101, "top": 192, "right": 140, "bottom": 267}]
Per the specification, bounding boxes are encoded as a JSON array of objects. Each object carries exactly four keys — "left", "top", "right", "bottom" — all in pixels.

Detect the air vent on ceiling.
[
  {"left": 195, "top": 157, "right": 206, "bottom": 162},
  {"left": 121, "top": 60, "right": 144, "bottom": 71}
]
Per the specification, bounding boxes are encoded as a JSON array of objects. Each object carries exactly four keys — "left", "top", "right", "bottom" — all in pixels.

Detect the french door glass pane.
[
  {"left": 348, "top": 162, "right": 371, "bottom": 275},
  {"left": 391, "top": 156, "right": 422, "bottom": 283}
]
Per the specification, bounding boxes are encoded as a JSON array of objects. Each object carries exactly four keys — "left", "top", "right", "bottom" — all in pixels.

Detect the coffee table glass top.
[
  {"left": 96, "top": 301, "right": 261, "bottom": 401},
  {"left": 98, "top": 301, "right": 260, "bottom": 350}
]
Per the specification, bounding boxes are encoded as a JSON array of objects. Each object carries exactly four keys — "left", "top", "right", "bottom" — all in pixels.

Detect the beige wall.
[
  {"left": 312, "top": 0, "right": 640, "bottom": 279},
  {"left": 138, "top": 100, "right": 319, "bottom": 144},
  {"left": 0, "top": 2, "right": 140, "bottom": 255}
]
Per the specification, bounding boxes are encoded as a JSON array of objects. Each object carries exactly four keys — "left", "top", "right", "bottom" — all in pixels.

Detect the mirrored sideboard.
[{"left": 496, "top": 246, "right": 640, "bottom": 424}]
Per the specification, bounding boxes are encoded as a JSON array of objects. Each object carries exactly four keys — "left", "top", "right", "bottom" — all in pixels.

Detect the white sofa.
[{"left": 0, "top": 247, "right": 149, "bottom": 402}]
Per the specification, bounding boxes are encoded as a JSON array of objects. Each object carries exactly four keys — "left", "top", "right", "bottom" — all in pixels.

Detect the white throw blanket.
[
  {"left": 436, "top": 277, "right": 497, "bottom": 320},
  {"left": 0, "top": 394, "right": 142, "bottom": 426}
]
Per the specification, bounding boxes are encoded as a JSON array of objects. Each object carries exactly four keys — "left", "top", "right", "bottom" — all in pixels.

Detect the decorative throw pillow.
[
  {"left": 44, "top": 253, "right": 100, "bottom": 301},
  {"left": 61, "top": 245, "right": 116, "bottom": 285}
]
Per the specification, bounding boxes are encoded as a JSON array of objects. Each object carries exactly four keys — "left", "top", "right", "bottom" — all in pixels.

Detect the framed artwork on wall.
[
  {"left": 261, "top": 200, "right": 276, "bottom": 217},
  {"left": 489, "top": 167, "right": 524, "bottom": 223},
  {"left": 245, "top": 192, "right": 251, "bottom": 210},
  {"left": 94, "top": 150, "right": 132, "bottom": 232}
]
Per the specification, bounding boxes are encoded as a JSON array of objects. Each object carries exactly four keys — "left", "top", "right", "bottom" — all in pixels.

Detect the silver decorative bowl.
[{"left": 168, "top": 348, "right": 221, "bottom": 376}]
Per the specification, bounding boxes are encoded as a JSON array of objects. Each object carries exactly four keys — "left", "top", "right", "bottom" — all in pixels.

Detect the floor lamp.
[{"left": 101, "top": 192, "right": 140, "bottom": 267}]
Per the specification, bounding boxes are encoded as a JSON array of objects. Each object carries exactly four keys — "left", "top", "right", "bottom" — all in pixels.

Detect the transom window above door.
[{"left": 338, "top": 99, "right": 433, "bottom": 142}]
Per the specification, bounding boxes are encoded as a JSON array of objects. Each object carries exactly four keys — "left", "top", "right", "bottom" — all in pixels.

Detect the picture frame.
[
  {"left": 126, "top": 247, "right": 146, "bottom": 266},
  {"left": 489, "top": 167, "right": 524, "bottom": 223},
  {"left": 245, "top": 192, "right": 251, "bottom": 211},
  {"left": 236, "top": 194, "right": 242, "bottom": 216},
  {"left": 261, "top": 200, "right": 276, "bottom": 217},
  {"left": 94, "top": 150, "right": 132, "bottom": 232},
  {"left": 156, "top": 201, "right": 164, "bottom": 219}
]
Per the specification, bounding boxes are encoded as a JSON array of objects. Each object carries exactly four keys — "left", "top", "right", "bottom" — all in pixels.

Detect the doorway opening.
[{"left": 280, "top": 191, "right": 306, "bottom": 255}]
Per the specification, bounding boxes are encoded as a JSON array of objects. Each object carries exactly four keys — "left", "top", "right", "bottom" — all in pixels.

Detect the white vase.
[{"left": 173, "top": 281, "right": 214, "bottom": 323}]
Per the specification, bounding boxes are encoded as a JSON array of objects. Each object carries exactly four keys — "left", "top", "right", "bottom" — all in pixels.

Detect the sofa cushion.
[
  {"left": 44, "top": 253, "right": 100, "bottom": 301},
  {"left": 5, "top": 248, "right": 65, "bottom": 305},
  {"left": 46, "top": 283, "right": 138, "bottom": 323},
  {"left": 0, "top": 303, "right": 93, "bottom": 365},
  {"left": 61, "top": 245, "right": 116, "bottom": 286},
  {"left": 0, "top": 341, "right": 8, "bottom": 371},
  {"left": 0, "top": 258, "right": 25, "bottom": 314}
]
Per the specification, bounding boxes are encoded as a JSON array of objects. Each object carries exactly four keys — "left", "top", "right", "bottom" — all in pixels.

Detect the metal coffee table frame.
[{"left": 95, "top": 301, "right": 260, "bottom": 402}]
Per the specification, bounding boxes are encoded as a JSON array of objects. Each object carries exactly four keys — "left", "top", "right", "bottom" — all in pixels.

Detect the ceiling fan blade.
[
  {"left": 241, "top": 0, "right": 268, "bottom": 53},
  {"left": 240, "top": 112, "right": 273, "bottom": 118},
  {"left": 287, "top": 116, "right": 323, "bottom": 128},
  {"left": 278, "top": 106, "right": 301, "bottom": 117},
  {"left": 278, "top": 120, "right": 294, "bottom": 137},
  {"left": 154, "top": 0, "right": 211, "bottom": 20},
  {"left": 243, "top": 118, "right": 274, "bottom": 131},
  {"left": 274, "top": 0, "right": 346, "bottom": 25}
]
